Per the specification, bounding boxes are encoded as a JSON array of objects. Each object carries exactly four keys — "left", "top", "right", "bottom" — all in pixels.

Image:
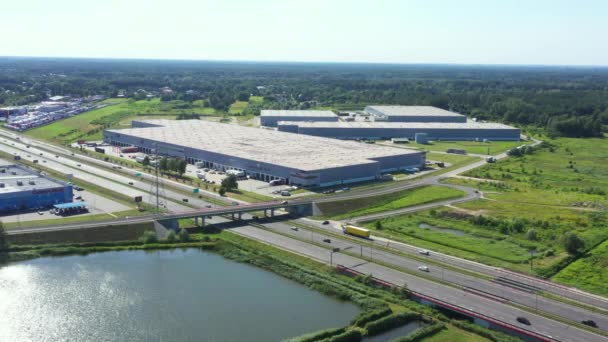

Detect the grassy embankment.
[
  {"left": 363, "top": 138, "right": 608, "bottom": 286},
  {"left": 405, "top": 140, "right": 524, "bottom": 155},
  {"left": 1, "top": 228, "right": 518, "bottom": 342},
  {"left": 315, "top": 186, "right": 466, "bottom": 220}
]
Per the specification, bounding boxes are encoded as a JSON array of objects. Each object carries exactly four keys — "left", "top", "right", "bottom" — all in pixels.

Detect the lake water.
[{"left": 0, "top": 249, "right": 359, "bottom": 342}]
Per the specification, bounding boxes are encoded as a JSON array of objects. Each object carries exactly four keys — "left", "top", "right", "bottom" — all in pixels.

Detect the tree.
[
  {"left": 526, "top": 229, "right": 538, "bottom": 241},
  {"left": 562, "top": 232, "right": 585, "bottom": 255},
  {"left": 142, "top": 156, "right": 150, "bottom": 168},
  {"left": 159, "top": 157, "right": 169, "bottom": 172},
  {"left": 221, "top": 174, "right": 238, "bottom": 191},
  {"left": 167, "top": 158, "right": 178, "bottom": 174},
  {"left": 177, "top": 159, "right": 187, "bottom": 177},
  {"left": 0, "top": 220, "right": 7, "bottom": 253},
  {"left": 218, "top": 186, "right": 227, "bottom": 196},
  {"left": 165, "top": 231, "right": 176, "bottom": 243},
  {"left": 178, "top": 228, "right": 190, "bottom": 242}
]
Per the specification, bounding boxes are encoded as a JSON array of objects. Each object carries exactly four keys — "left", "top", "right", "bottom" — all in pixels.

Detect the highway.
[
  {"left": 232, "top": 224, "right": 607, "bottom": 342},
  {"left": 3, "top": 130, "right": 608, "bottom": 340}
]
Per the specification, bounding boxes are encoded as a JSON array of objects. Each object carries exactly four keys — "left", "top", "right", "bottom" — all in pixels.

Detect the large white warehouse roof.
[
  {"left": 365, "top": 106, "right": 465, "bottom": 118},
  {"left": 106, "top": 120, "right": 422, "bottom": 171},
  {"left": 261, "top": 110, "right": 337, "bottom": 118}
]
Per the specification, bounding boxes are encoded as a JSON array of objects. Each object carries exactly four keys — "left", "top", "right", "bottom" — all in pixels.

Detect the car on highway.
[
  {"left": 128, "top": 181, "right": 134, "bottom": 185},
  {"left": 55, "top": 155, "right": 59, "bottom": 158},
  {"left": 232, "top": 201, "right": 239, "bottom": 206},
  {"left": 39, "top": 153, "right": 42, "bottom": 155},
  {"left": 516, "top": 316, "right": 531, "bottom": 325},
  {"left": 323, "top": 238, "right": 331, "bottom": 243},
  {"left": 251, "top": 215, "right": 259, "bottom": 220},
  {"left": 74, "top": 196, "right": 82, "bottom": 200},
  {"left": 291, "top": 226, "right": 299, "bottom": 231},
  {"left": 582, "top": 320, "right": 598, "bottom": 328},
  {"left": 417, "top": 265, "right": 429, "bottom": 272},
  {"left": 77, "top": 164, "right": 81, "bottom": 167},
  {"left": 37, "top": 211, "right": 43, "bottom": 215},
  {"left": 419, "top": 249, "right": 430, "bottom": 255},
  {"left": 281, "top": 201, "right": 288, "bottom": 204},
  {"left": 205, "top": 204, "right": 212, "bottom": 208},
  {"left": 322, "top": 220, "right": 330, "bottom": 225}
]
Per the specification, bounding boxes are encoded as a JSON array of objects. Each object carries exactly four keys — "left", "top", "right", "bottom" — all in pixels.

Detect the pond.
[{"left": 0, "top": 249, "right": 359, "bottom": 341}]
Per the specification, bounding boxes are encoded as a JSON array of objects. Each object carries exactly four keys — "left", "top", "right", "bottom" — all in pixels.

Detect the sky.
[{"left": 1, "top": 0, "right": 607, "bottom": 66}]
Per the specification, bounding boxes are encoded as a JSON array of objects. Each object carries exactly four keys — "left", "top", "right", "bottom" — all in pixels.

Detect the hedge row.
[
  {"left": 451, "top": 320, "right": 521, "bottom": 342},
  {"left": 285, "top": 327, "right": 346, "bottom": 342},
  {"left": 322, "top": 329, "right": 362, "bottom": 342},
  {"left": 390, "top": 323, "right": 445, "bottom": 342},
  {"left": 364, "top": 312, "right": 420, "bottom": 336},
  {"left": 351, "top": 307, "right": 393, "bottom": 327}
]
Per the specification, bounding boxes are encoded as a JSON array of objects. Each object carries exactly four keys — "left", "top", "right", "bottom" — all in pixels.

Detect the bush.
[
  {"left": 218, "top": 186, "right": 227, "bottom": 196},
  {"left": 165, "top": 231, "right": 176, "bottom": 243},
  {"left": 178, "top": 228, "right": 190, "bottom": 242},
  {"left": 325, "top": 329, "right": 362, "bottom": 342},
  {"left": 286, "top": 327, "right": 346, "bottom": 342},
  {"left": 562, "top": 232, "right": 585, "bottom": 255},
  {"left": 391, "top": 322, "right": 445, "bottom": 342},
  {"left": 351, "top": 307, "right": 392, "bottom": 327},
  {"left": 141, "top": 231, "right": 158, "bottom": 244},
  {"left": 364, "top": 312, "right": 420, "bottom": 336}
]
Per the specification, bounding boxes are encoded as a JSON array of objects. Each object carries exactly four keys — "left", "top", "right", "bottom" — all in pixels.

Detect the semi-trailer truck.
[{"left": 342, "top": 225, "right": 371, "bottom": 238}]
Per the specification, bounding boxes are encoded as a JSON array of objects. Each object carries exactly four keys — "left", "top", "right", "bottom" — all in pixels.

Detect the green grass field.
[
  {"left": 26, "top": 98, "right": 219, "bottom": 144},
  {"left": 405, "top": 140, "right": 525, "bottom": 155},
  {"left": 425, "top": 326, "right": 491, "bottom": 342},
  {"left": 228, "top": 100, "right": 248, "bottom": 114},
  {"left": 364, "top": 137, "right": 608, "bottom": 279},
  {"left": 552, "top": 239, "right": 608, "bottom": 296},
  {"left": 317, "top": 185, "right": 466, "bottom": 220}
]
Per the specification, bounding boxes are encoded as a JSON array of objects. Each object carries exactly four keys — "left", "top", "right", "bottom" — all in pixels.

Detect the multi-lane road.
[{"left": 2, "top": 130, "right": 607, "bottom": 341}]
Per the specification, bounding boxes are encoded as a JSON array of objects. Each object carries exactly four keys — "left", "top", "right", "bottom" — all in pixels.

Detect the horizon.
[{"left": 2, "top": 55, "right": 608, "bottom": 69}]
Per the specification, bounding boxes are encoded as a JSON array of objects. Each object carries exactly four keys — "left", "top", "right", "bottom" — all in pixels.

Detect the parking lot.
[{"left": 0, "top": 190, "right": 131, "bottom": 224}]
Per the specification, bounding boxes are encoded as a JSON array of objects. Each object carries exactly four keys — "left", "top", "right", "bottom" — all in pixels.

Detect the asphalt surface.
[
  {"left": 232, "top": 224, "right": 607, "bottom": 342},
  {"left": 4, "top": 131, "right": 608, "bottom": 340}
]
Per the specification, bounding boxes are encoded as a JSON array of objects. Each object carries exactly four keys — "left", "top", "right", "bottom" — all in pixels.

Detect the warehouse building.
[
  {"left": 260, "top": 110, "right": 338, "bottom": 127},
  {"left": 0, "top": 161, "right": 73, "bottom": 213},
  {"left": 365, "top": 106, "right": 467, "bottom": 123},
  {"left": 277, "top": 121, "right": 521, "bottom": 141},
  {"left": 104, "top": 120, "right": 426, "bottom": 187}
]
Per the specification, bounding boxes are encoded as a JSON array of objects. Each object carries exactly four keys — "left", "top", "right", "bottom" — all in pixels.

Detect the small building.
[
  {"left": 0, "top": 161, "right": 73, "bottom": 213},
  {"left": 260, "top": 110, "right": 338, "bottom": 127}
]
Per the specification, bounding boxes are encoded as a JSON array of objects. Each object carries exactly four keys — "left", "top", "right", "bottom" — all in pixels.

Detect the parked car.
[
  {"left": 323, "top": 238, "right": 331, "bottom": 243},
  {"left": 516, "top": 317, "right": 531, "bottom": 325},
  {"left": 582, "top": 320, "right": 598, "bottom": 328},
  {"left": 74, "top": 196, "right": 82, "bottom": 200},
  {"left": 251, "top": 215, "right": 259, "bottom": 220},
  {"left": 419, "top": 249, "right": 430, "bottom": 255},
  {"left": 417, "top": 265, "right": 429, "bottom": 272},
  {"left": 322, "top": 220, "right": 330, "bottom": 225},
  {"left": 37, "top": 211, "right": 43, "bottom": 215}
]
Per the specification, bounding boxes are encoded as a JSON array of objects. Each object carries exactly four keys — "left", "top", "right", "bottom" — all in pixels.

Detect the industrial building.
[
  {"left": 364, "top": 106, "right": 467, "bottom": 123},
  {"left": 260, "top": 110, "right": 338, "bottom": 127},
  {"left": 277, "top": 121, "right": 521, "bottom": 141},
  {"left": 0, "top": 160, "right": 73, "bottom": 213},
  {"left": 103, "top": 120, "right": 426, "bottom": 187}
]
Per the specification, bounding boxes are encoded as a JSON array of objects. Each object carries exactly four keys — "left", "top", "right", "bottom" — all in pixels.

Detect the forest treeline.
[{"left": 0, "top": 57, "right": 607, "bottom": 137}]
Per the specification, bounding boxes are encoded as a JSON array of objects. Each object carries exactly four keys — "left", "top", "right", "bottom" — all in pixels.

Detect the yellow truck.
[{"left": 342, "top": 225, "right": 371, "bottom": 239}]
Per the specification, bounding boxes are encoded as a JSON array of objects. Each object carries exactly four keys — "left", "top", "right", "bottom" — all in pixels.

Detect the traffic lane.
[
  {"left": 265, "top": 221, "right": 608, "bottom": 331},
  {"left": 298, "top": 217, "right": 608, "bottom": 312},
  {"left": 0, "top": 141, "right": 191, "bottom": 213},
  {"left": 3, "top": 134, "right": 222, "bottom": 209},
  {"left": 232, "top": 225, "right": 604, "bottom": 342}
]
